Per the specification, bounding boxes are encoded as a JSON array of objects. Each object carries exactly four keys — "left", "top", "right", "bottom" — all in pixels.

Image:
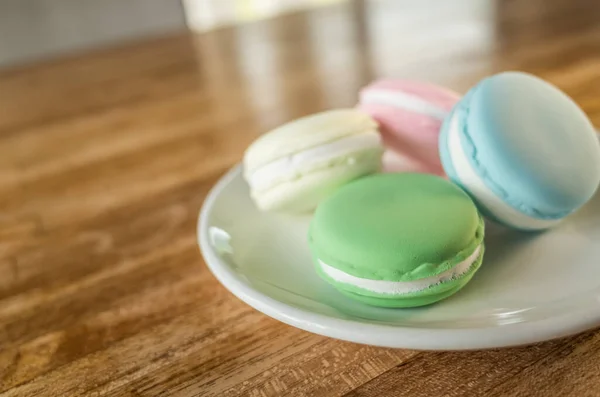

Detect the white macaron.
[{"left": 243, "top": 109, "right": 383, "bottom": 213}]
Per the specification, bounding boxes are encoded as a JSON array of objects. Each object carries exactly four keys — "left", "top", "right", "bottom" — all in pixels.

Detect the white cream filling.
[
  {"left": 320, "top": 245, "right": 482, "bottom": 295},
  {"left": 447, "top": 114, "right": 560, "bottom": 230},
  {"left": 361, "top": 89, "right": 450, "bottom": 121},
  {"left": 247, "top": 131, "right": 382, "bottom": 191}
]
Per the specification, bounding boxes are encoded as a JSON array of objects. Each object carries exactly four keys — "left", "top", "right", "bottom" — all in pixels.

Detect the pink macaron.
[{"left": 358, "top": 79, "right": 460, "bottom": 176}]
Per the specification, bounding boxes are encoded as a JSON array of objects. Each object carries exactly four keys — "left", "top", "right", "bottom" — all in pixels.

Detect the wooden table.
[{"left": 1, "top": 0, "right": 600, "bottom": 395}]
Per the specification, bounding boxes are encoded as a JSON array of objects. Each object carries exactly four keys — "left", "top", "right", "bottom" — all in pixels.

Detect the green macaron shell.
[
  {"left": 309, "top": 173, "right": 483, "bottom": 281},
  {"left": 308, "top": 173, "right": 485, "bottom": 307},
  {"left": 315, "top": 244, "right": 484, "bottom": 307},
  {"left": 338, "top": 272, "right": 477, "bottom": 307}
]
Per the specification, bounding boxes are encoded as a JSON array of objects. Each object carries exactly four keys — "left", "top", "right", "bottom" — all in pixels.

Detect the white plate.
[{"left": 198, "top": 165, "right": 600, "bottom": 350}]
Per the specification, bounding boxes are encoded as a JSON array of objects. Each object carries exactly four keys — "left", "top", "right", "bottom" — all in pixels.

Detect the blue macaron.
[{"left": 439, "top": 71, "right": 600, "bottom": 230}]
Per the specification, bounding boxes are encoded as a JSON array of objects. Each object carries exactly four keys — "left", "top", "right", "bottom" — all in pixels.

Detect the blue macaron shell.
[
  {"left": 455, "top": 72, "right": 600, "bottom": 220},
  {"left": 439, "top": 93, "right": 509, "bottom": 227},
  {"left": 439, "top": 104, "right": 459, "bottom": 181}
]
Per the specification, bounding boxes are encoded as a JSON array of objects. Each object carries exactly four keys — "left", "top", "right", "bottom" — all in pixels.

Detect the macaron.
[
  {"left": 439, "top": 71, "right": 600, "bottom": 230},
  {"left": 243, "top": 109, "right": 384, "bottom": 213},
  {"left": 358, "top": 79, "right": 460, "bottom": 176},
  {"left": 309, "top": 173, "right": 484, "bottom": 308}
]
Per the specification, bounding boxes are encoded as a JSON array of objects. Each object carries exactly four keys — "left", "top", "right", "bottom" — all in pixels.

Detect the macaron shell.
[
  {"left": 440, "top": 93, "right": 541, "bottom": 229},
  {"left": 438, "top": 104, "right": 459, "bottom": 181},
  {"left": 336, "top": 256, "right": 481, "bottom": 308},
  {"left": 359, "top": 102, "right": 445, "bottom": 175},
  {"left": 309, "top": 173, "right": 483, "bottom": 281},
  {"left": 362, "top": 79, "right": 460, "bottom": 110},
  {"left": 462, "top": 72, "right": 600, "bottom": 219},
  {"left": 381, "top": 150, "right": 439, "bottom": 175},
  {"left": 439, "top": 91, "right": 502, "bottom": 225},
  {"left": 320, "top": 247, "right": 483, "bottom": 308},
  {"left": 244, "top": 109, "right": 377, "bottom": 173},
  {"left": 358, "top": 79, "right": 460, "bottom": 176},
  {"left": 316, "top": 242, "right": 483, "bottom": 294},
  {"left": 252, "top": 148, "right": 382, "bottom": 213}
]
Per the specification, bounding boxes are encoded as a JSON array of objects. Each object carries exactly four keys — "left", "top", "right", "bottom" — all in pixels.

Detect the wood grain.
[{"left": 1, "top": 0, "right": 600, "bottom": 396}]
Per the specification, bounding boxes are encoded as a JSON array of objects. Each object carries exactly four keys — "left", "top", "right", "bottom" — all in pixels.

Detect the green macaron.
[{"left": 308, "top": 173, "right": 485, "bottom": 308}]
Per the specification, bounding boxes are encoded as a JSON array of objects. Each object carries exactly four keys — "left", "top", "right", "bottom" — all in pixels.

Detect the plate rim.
[{"left": 198, "top": 164, "right": 600, "bottom": 350}]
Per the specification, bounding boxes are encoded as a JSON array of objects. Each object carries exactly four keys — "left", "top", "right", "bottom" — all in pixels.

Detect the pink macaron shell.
[
  {"left": 381, "top": 149, "right": 440, "bottom": 175},
  {"left": 360, "top": 103, "right": 445, "bottom": 175},
  {"left": 361, "top": 79, "right": 460, "bottom": 111},
  {"left": 358, "top": 79, "right": 460, "bottom": 176}
]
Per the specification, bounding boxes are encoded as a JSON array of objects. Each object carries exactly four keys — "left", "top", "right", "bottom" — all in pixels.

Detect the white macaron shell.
[
  {"left": 248, "top": 131, "right": 382, "bottom": 192},
  {"left": 244, "top": 109, "right": 377, "bottom": 173}
]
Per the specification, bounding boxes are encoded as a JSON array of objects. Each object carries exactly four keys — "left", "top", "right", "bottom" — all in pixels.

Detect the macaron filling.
[
  {"left": 318, "top": 244, "right": 482, "bottom": 295},
  {"left": 247, "top": 131, "right": 382, "bottom": 192},
  {"left": 360, "top": 88, "right": 449, "bottom": 121},
  {"left": 446, "top": 112, "right": 560, "bottom": 230}
]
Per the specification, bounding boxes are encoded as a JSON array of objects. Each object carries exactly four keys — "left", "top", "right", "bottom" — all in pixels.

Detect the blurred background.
[
  {"left": 1, "top": 0, "right": 598, "bottom": 156},
  {"left": 2, "top": 0, "right": 598, "bottom": 136},
  {"left": 0, "top": 0, "right": 346, "bottom": 67}
]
